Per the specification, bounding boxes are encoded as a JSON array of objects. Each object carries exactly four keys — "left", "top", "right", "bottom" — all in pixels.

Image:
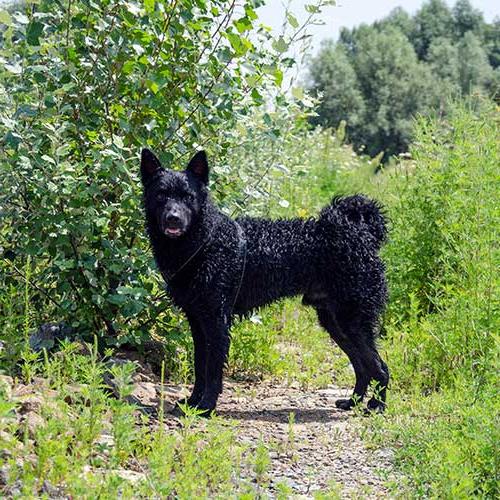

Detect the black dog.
[{"left": 141, "top": 148, "right": 389, "bottom": 415}]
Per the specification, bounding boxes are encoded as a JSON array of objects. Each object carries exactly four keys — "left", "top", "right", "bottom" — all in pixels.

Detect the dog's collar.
[
  {"left": 161, "top": 229, "right": 213, "bottom": 282},
  {"left": 162, "top": 222, "right": 247, "bottom": 298}
]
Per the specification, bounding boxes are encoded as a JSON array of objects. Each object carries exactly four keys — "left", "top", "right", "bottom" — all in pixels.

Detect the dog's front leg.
[
  {"left": 197, "top": 310, "right": 231, "bottom": 415},
  {"left": 173, "top": 314, "right": 207, "bottom": 411}
]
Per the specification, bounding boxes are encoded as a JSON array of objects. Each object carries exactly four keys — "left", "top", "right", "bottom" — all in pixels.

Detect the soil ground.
[
  {"left": 157, "top": 379, "right": 397, "bottom": 498},
  {"left": 2, "top": 356, "right": 398, "bottom": 499}
]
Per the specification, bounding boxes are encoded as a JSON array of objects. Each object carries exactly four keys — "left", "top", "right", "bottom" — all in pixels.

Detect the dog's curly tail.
[{"left": 321, "top": 195, "right": 388, "bottom": 249}]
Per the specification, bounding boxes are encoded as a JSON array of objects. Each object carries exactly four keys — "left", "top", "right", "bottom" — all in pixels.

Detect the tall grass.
[
  {"left": 355, "top": 102, "right": 499, "bottom": 498},
  {"left": 264, "top": 100, "right": 499, "bottom": 496}
]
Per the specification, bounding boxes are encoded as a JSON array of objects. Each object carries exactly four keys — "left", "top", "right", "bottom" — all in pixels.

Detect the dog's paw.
[
  {"left": 335, "top": 398, "right": 356, "bottom": 411},
  {"left": 170, "top": 397, "right": 197, "bottom": 417},
  {"left": 170, "top": 398, "right": 216, "bottom": 418},
  {"left": 196, "top": 398, "right": 216, "bottom": 418},
  {"left": 175, "top": 394, "right": 202, "bottom": 408},
  {"left": 364, "top": 397, "right": 386, "bottom": 414}
]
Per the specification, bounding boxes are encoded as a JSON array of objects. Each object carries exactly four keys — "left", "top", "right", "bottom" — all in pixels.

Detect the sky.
[{"left": 258, "top": 0, "right": 500, "bottom": 53}]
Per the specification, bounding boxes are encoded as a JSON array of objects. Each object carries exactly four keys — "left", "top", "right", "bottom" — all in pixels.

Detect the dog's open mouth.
[{"left": 164, "top": 227, "right": 183, "bottom": 237}]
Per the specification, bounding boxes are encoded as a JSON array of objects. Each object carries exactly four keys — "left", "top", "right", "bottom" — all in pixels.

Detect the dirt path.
[
  {"left": 156, "top": 380, "right": 397, "bottom": 498},
  {"left": 3, "top": 361, "right": 398, "bottom": 498}
]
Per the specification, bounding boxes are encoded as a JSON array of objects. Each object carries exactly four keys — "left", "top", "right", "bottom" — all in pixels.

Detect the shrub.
[
  {"left": 0, "top": 0, "right": 333, "bottom": 346},
  {"left": 355, "top": 101, "right": 499, "bottom": 497},
  {"left": 381, "top": 102, "right": 499, "bottom": 391}
]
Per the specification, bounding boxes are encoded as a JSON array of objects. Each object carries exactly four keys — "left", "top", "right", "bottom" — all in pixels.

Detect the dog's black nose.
[{"left": 166, "top": 214, "right": 182, "bottom": 226}]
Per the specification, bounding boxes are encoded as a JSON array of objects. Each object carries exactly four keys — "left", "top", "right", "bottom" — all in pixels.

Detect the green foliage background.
[
  {"left": 308, "top": 0, "right": 500, "bottom": 159},
  {"left": 361, "top": 103, "right": 499, "bottom": 498}
]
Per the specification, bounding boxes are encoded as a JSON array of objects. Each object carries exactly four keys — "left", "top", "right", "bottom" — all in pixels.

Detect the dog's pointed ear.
[
  {"left": 186, "top": 150, "right": 209, "bottom": 184},
  {"left": 141, "top": 148, "right": 163, "bottom": 184}
]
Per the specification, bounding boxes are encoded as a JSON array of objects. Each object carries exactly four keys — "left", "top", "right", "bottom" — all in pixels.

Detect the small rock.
[
  {"left": 32, "top": 377, "right": 49, "bottom": 387},
  {"left": 111, "top": 469, "right": 146, "bottom": 484},
  {"left": 95, "top": 431, "right": 115, "bottom": 448},
  {"left": 0, "top": 374, "right": 13, "bottom": 386},
  {"left": 17, "top": 395, "right": 44, "bottom": 414},
  {"left": 11, "top": 384, "right": 29, "bottom": 398},
  {"left": 21, "top": 411, "right": 45, "bottom": 439},
  {"left": 0, "top": 465, "right": 10, "bottom": 486},
  {"left": 41, "top": 479, "right": 62, "bottom": 496},
  {"left": 131, "top": 382, "right": 157, "bottom": 406}
]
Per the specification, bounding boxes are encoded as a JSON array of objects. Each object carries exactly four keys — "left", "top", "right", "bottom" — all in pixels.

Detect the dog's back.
[{"left": 233, "top": 195, "right": 387, "bottom": 315}]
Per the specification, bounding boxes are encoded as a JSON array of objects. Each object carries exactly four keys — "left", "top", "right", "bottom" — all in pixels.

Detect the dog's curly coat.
[{"left": 141, "top": 148, "right": 389, "bottom": 415}]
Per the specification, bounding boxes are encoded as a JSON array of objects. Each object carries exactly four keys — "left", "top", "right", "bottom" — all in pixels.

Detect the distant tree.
[
  {"left": 308, "top": 41, "right": 365, "bottom": 136},
  {"left": 374, "top": 7, "right": 414, "bottom": 40},
  {"left": 452, "top": 0, "right": 485, "bottom": 39},
  {"left": 337, "top": 24, "right": 369, "bottom": 57},
  {"left": 308, "top": 0, "right": 497, "bottom": 159},
  {"left": 427, "top": 38, "right": 460, "bottom": 82},
  {"left": 484, "top": 18, "right": 500, "bottom": 69},
  {"left": 349, "top": 27, "right": 439, "bottom": 157},
  {"left": 487, "top": 68, "right": 500, "bottom": 100},
  {"left": 427, "top": 37, "right": 461, "bottom": 89},
  {"left": 427, "top": 37, "right": 461, "bottom": 114},
  {"left": 458, "top": 32, "right": 494, "bottom": 94},
  {"left": 411, "top": 0, "right": 454, "bottom": 59}
]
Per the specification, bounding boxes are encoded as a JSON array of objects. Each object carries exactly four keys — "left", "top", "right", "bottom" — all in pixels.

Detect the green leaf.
[
  {"left": 272, "top": 36, "right": 288, "bottom": 53},
  {"left": 144, "top": 0, "right": 155, "bottom": 13},
  {"left": 147, "top": 80, "right": 159, "bottom": 94},
  {"left": 226, "top": 32, "right": 252, "bottom": 56},
  {"left": 305, "top": 4, "right": 320, "bottom": 14},
  {"left": 251, "top": 88, "right": 263, "bottom": 104},
  {"left": 13, "top": 12, "right": 29, "bottom": 24},
  {"left": 122, "top": 60, "right": 135, "bottom": 74},
  {"left": 286, "top": 13, "right": 299, "bottom": 29},
  {"left": 0, "top": 10, "right": 12, "bottom": 26},
  {"left": 291, "top": 86, "right": 304, "bottom": 100},
  {"left": 273, "top": 68, "right": 283, "bottom": 87},
  {"left": 4, "top": 62, "right": 22, "bottom": 74},
  {"left": 26, "top": 21, "right": 43, "bottom": 46},
  {"left": 234, "top": 17, "right": 252, "bottom": 34},
  {"left": 41, "top": 155, "right": 56, "bottom": 165}
]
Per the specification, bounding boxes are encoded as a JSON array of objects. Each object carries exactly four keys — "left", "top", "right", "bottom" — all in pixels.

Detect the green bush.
[
  {"left": 0, "top": 0, "right": 333, "bottom": 347},
  {"left": 381, "top": 102, "right": 498, "bottom": 391}
]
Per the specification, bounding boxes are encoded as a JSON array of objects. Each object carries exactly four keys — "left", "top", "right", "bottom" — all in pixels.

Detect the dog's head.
[{"left": 140, "top": 149, "right": 209, "bottom": 239}]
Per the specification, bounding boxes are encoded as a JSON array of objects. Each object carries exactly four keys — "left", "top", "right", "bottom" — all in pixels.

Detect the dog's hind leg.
[
  {"left": 316, "top": 307, "right": 389, "bottom": 412},
  {"left": 335, "top": 309, "right": 389, "bottom": 412},
  {"left": 316, "top": 307, "right": 370, "bottom": 410}
]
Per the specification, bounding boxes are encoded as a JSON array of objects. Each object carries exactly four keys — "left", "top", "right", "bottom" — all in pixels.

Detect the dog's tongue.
[{"left": 165, "top": 227, "right": 182, "bottom": 236}]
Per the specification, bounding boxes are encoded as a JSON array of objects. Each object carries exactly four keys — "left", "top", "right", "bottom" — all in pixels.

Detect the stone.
[
  {"left": 111, "top": 469, "right": 146, "bottom": 484},
  {"left": 21, "top": 411, "right": 45, "bottom": 439},
  {"left": 131, "top": 382, "right": 157, "bottom": 406},
  {"left": 17, "top": 395, "right": 44, "bottom": 414}
]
